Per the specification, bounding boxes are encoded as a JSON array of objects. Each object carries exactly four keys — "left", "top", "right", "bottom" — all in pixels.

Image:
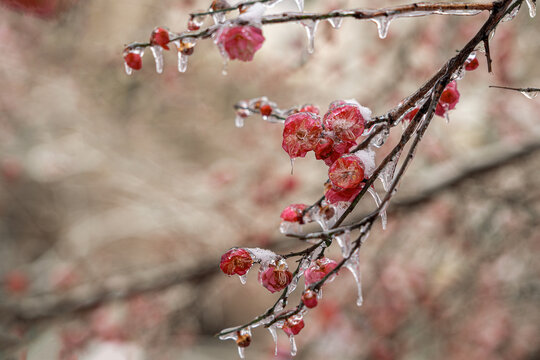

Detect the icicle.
[
  {"left": 380, "top": 202, "right": 388, "bottom": 230},
  {"left": 290, "top": 157, "right": 295, "bottom": 175},
  {"left": 235, "top": 114, "right": 245, "bottom": 128},
  {"left": 222, "top": 59, "right": 229, "bottom": 76},
  {"left": 177, "top": 52, "right": 189, "bottom": 73},
  {"left": 289, "top": 335, "right": 297, "bottom": 357},
  {"left": 367, "top": 187, "right": 382, "bottom": 207},
  {"left": 335, "top": 229, "right": 352, "bottom": 257},
  {"left": 371, "top": 16, "right": 393, "bottom": 39},
  {"left": 345, "top": 250, "right": 363, "bottom": 306},
  {"left": 287, "top": 257, "right": 310, "bottom": 296},
  {"left": 327, "top": 17, "right": 343, "bottom": 29},
  {"left": 502, "top": 4, "right": 521, "bottom": 21},
  {"left": 378, "top": 149, "right": 401, "bottom": 192},
  {"left": 294, "top": 0, "right": 304, "bottom": 12},
  {"left": 124, "top": 62, "right": 133, "bottom": 75},
  {"left": 268, "top": 326, "right": 278, "bottom": 356},
  {"left": 237, "top": 346, "right": 245, "bottom": 358},
  {"left": 525, "top": 0, "right": 536, "bottom": 18},
  {"left": 211, "top": 11, "right": 226, "bottom": 25},
  {"left": 300, "top": 20, "right": 319, "bottom": 54},
  {"left": 239, "top": 274, "right": 248, "bottom": 284},
  {"left": 149, "top": 46, "right": 164, "bottom": 74},
  {"left": 521, "top": 90, "right": 539, "bottom": 99},
  {"left": 434, "top": 9, "right": 481, "bottom": 15}
]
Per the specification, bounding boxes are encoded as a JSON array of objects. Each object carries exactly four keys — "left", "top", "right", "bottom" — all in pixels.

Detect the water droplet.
[
  {"left": 268, "top": 326, "right": 278, "bottom": 355},
  {"left": 294, "top": 0, "right": 304, "bottom": 12},
  {"left": 345, "top": 250, "right": 363, "bottom": 306},
  {"left": 150, "top": 45, "right": 164, "bottom": 74},
  {"left": 525, "top": 0, "right": 536, "bottom": 18},
  {"left": 289, "top": 334, "right": 297, "bottom": 356},
  {"left": 371, "top": 16, "right": 393, "bottom": 39},
  {"left": 521, "top": 90, "right": 539, "bottom": 99},
  {"left": 300, "top": 20, "right": 319, "bottom": 54},
  {"left": 327, "top": 17, "right": 343, "bottom": 29},
  {"left": 502, "top": 4, "right": 521, "bottom": 21}
]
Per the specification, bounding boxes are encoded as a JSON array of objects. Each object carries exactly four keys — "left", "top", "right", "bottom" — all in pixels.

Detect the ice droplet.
[
  {"left": 345, "top": 250, "right": 363, "bottom": 306},
  {"left": 289, "top": 335, "right": 297, "bottom": 356},
  {"left": 150, "top": 45, "right": 164, "bottom": 74},
  {"left": 379, "top": 149, "right": 401, "bottom": 192},
  {"left": 268, "top": 326, "right": 278, "bottom": 355},
  {"left": 335, "top": 229, "right": 352, "bottom": 257},
  {"left": 300, "top": 20, "right": 319, "bottom": 54},
  {"left": 521, "top": 90, "right": 539, "bottom": 99},
  {"left": 327, "top": 17, "right": 343, "bottom": 29},
  {"left": 294, "top": 0, "right": 304, "bottom": 12},
  {"left": 371, "top": 16, "right": 393, "bottom": 39},
  {"left": 239, "top": 273, "right": 248, "bottom": 284},
  {"left": 502, "top": 4, "right": 520, "bottom": 21},
  {"left": 525, "top": 0, "right": 536, "bottom": 17}
]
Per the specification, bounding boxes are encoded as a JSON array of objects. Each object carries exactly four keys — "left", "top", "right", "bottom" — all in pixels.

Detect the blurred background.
[{"left": 0, "top": 0, "right": 539, "bottom": 359}]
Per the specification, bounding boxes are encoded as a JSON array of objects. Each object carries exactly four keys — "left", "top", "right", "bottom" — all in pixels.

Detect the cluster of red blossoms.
[
  {"left": 282, "top": 101, "right": 372, "bottom": 205},
  {"left": 219, "top": 248, "right": 339, "bottom": 338}
]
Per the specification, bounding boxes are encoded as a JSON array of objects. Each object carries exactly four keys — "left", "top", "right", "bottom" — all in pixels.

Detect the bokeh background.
[{"left": 0, "top": 0, "right": 539, "bottom": 359}]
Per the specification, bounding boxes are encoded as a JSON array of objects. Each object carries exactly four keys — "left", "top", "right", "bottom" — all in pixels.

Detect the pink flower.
[
  {"left": 282, "top": 315, "right": 305, "bottom": 336},
  {"left": 328, "top": 155, "right": 365, "bottom": 189},
  {"left": 150, "top": 27, "right": 170, "bottom": 50},
  {"left": 435, "top": 81, "right": 460, "bottom": 117},
  {"left": 323, "top": 104, "right": 366, "bottom": 142},
  {"left": 220, "top": 248, "right": 253, "bottom": 276},
  {"left": 258, "top": 263, "right": 292, "bottom": 293},
  {"left": 282, "top": 112, "right": 323, "bottom": 159},
  {"left": 304, "top": 257, "right": 339, "bottom": 286},
  {"left": 280, "top": 203, "right": 307, "bottom": 223},
  {"left": 302, "top": 289, "right": 318, "bottom": 308},
  {"left": 217, "top": 25, "right": 265, "bottom": 62}
]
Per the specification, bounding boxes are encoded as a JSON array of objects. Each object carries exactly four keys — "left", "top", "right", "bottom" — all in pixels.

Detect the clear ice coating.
[
  {"left": 525, "top": 0, "right": 536, "bottom": 17},
  {"left": 300, "top": 20, "right": 319, "bottom": 54},
  {"left": 245, "top": 247, "right": 280, "bottom": 267},
  {"left": 211, "top": 11, "right": 226, "bottom": 25},
  {"left": 289, "top": 334, "right": 298, "bottom": 357},
  {"left": 371, "top": 16, "right": 393, "bottom": 39},
  {"left": 238, "top": 2, "right": 266, "bottom": 24},
  {"left": 327, "top": 17, "right": 343, "bottom": 29},
  {"left": 150, "top": 45, "right": 164, "bottom": 74},
  {"left": 521, "top": 90, "right": 539, "bottom": 99},
  {"left": 335, "top": 229, "right": 352, "bottom": 257},
  {"left": 268, "top": 326, "right": 278, "bottom": 355},
  {"left": 294, "top": 0, "right": 304, "bottom": 12},
  {"left": 345, "top": 249, "right": 363, "bottom": 306},
  {"left": 265, "top": 0, "right": 285, "bottom": 7},
  {"left": 279, "top": 220, "right": 303, "bottom": 235},
  {"left": 237, "top": 346, "right": 245, "bottom": 358},
  {"left": 379, "top": 149, "right": 402, "bottom": 192},
  {"left": 502, "top": 3, "right": 521, "bottom": 21}
]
